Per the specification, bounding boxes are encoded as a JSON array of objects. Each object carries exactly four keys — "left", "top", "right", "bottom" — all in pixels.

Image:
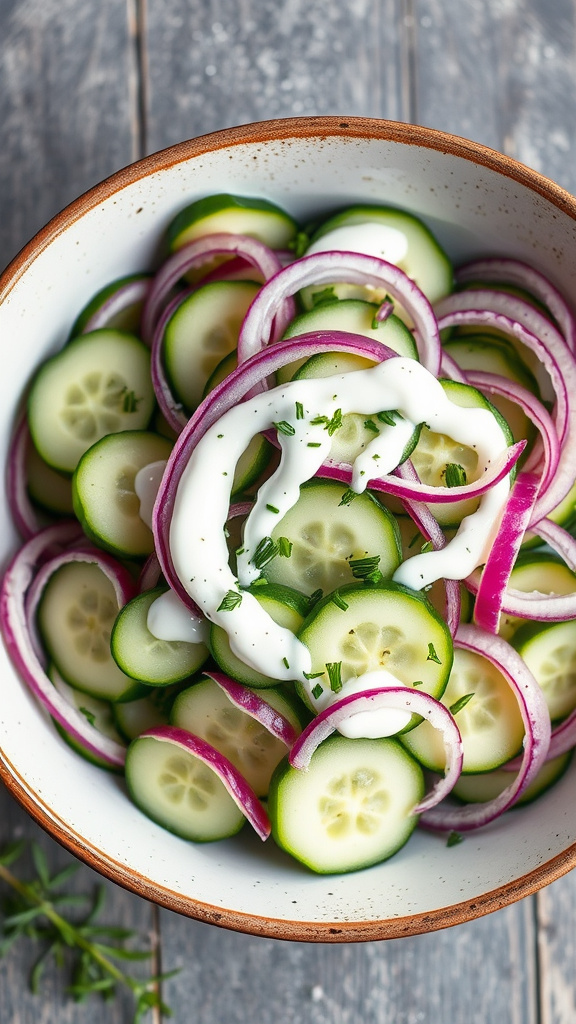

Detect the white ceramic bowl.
[{"left": 1, "top": 116, "right": 576, "bottom": 941}]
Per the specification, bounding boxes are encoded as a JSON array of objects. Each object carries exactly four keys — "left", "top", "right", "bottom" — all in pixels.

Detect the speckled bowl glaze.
[{"left": 1, "top": 117, "right": 576, "bottom": 941}]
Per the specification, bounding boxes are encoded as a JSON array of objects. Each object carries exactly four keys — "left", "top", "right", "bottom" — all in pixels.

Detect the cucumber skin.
[
  {"left": 167, "top": 193, "right": 298, "bottom": 250},
  {"left": 268, "top": 735, "right": 424, "bottom": 874}
]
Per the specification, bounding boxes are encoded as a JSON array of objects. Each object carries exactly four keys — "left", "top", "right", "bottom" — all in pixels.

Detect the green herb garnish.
[
  {"left": 447, "top": 831, "right": 464, "bottom": 847},
  {"left": 122, "top": 389, "right": 141, "bottom": 413},
  {"left": 420, "top": 540, "right": 434, "bottom": 553},
  {"left": 349, "top": 555, "right": 383, "bottom": 583},
  {"left": 311, "top": 683, "right": 324, "bottom": 700},
  {"left": 282, "top": 657, "right": 290, "bottom": 670},
  {"left": 363, "top": 418, "right": 379, "bottom": 434},
  {"left": 295, "top": 401, "right": 304, "bottom": 420},
  {"left": 78, "top": 707, "right": 96, "bottom": 727},
  {"left": 338, "top": 488, "right": 358, "bottom": 506},
  {"left": 444, "top": 463, "right": 467, "bottom": 488},
  {"left": 278, "top": 537, "right": 293, "bottom": 557},
  {"left": 449, "top": 693, "right": 475, "bottom": 716},
  {"left": 331, "top": 592, "right": 349, "bottom": 611},
  {"left": 376, "top": 410, "right": 398, "bottom": 426},
  {"left": 427, "top": 642, "right": 441, "bottom": 664},
  {"left": 273, "top": 420, "right": 295, "bottom": 437},
  {"left": 250, "top": 537, "right": 279, "bottom": 570},
  {"left": 303, "top": 669, "right": 324, "bottom": 680},
  {"left": 307, "top": 442, "right": 321, "bottom": 448},
  {"left": 217, "top": 590, "right": 242, "bottom": 612},
  {"left": 326, "top": 662, "right": 343, "bottom": 693},
  {"left": 266, "top": 504, "right": 279, "bottom": 514}
]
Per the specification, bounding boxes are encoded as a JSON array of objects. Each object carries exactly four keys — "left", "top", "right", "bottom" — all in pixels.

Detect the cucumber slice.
[
  {"left": 451, "top": 750, "right": 573, "bottom": 806},
  {"left": 297, "top": 581, "right": 453, "bottom": 713},
  {"left": 111, "top": 587, "right": 209, "bottom": 685},
  {"left": 113, "top": 684, "right": 184, "bottom": 741},
  {"left": 300, "top": 205, "right": 453, "bottom": 315},
  {"left": 49, "top": 663, "right": 125, "bottom": 771},
  {"left": 268, "top": 734, "right": 424, "bottom": 873},
  {"left": 28, "top": 330, "right": 154, "bottom": 473},
  {"left": 401, "top": 648, "right": 524, "bottom": 773},
  {"left": 276, "top": 302, "right": 418, "bottom": 384},
  {"left": 26, "top": 441, "right": 74, "bottom": 515},
  {"left": 171, "top": 677, "right": 301, "bottom": 796},
  {"left": 125, "top": 734, "right": 246, "bottom": 841},
  {"left": 498, "top": 553, "right": 576, "bottom": 641},
  {"left": 443, "top": 334, "right": 538, "bottom": 444},
  {"left": 512, "top": 619, "right": 576, "bottom": 721},
  {"left": 69, "top": 274, "right": 150, "bottom": 337},
  {"left": 231, "top": 434, "right": 273, "bottom": 497},
  {"left": 262, "top": 479, "right": 401, "bottom": 596},
  {"left": 164, "top": 280, "right": 260, "bottom": 412},
  {"left": 410, "top": 378, "right": 513, "bottom": 528},
  {"left": 73, "top": 431, "right": 173, "bottom": 558},
  {"left": 202, "top": 349, "right": 238, "bottom": 398},
  {"left": 37, "top": 561, "right": 144, "bottom": 702},
  {"left": 210, "top": 582, "right": 308, "bottom": 688},
  {"left": 167, "top": 193, "right": 298, "bottom": 252},
  {"left": 522, "top": 477, "right": 576, "bottom": 549}
]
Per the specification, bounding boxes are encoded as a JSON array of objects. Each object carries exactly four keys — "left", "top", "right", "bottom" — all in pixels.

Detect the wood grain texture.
[
  {"left": 537, "top": 873, "right": 576, "bottom": 1024},
  {"left": 413, "top": 0, "right": 576, "bottom": 195},
  {"left": 158, "top": 896, "right": 537, "bottom": 1024},
  {"left": 0, "top": 0, "right": 138, "bottom": 270},
  {"left": 143, "top": 0, "right": 409, "bottom": 153}
]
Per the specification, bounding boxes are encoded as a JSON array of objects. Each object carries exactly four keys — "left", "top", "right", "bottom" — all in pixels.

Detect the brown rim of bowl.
[{"left": 2, "top": 115, "right": 576, "bottom": 940}]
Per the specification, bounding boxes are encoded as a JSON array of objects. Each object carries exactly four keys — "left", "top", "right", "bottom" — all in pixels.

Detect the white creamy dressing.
[
  {"left": 305, "top": 223, "right": 409, "bottom": 266},
  {"left": 134, "top": 460, "right": 168, "bottom": 529},
  {"left": 165, "top": 357, "right": 510, "bottom": 726},
  {"left": 146, "top": 588, "right": 209, "bottom": 644}
]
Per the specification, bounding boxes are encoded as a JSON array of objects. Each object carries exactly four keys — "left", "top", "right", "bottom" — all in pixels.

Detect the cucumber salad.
[{"left": 3, "top": 192, "right": 576, "bottom": 874}]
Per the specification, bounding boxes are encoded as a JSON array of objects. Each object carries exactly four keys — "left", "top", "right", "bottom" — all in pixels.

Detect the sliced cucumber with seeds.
[
  {"left": 410, "top": 378, "right": 513, "bottom": 528},
  {"left": 300, "top": 205, "right": 452, "bottom": 316},
  {"left": 111, "top": 587, "right": 209, "bottom": 685},
  {"left": 164, "top": 280, "right": 260, "bottom": 412},
  {"left": 276, "top": 301, "right": 418, "bottom": 384},
  {"left": 28, "top": 330, "right": 154, "bottom": 473},
  {"left": 297, "top": 581, "right": 453, "bottom": 715},
  {"left": 512, "top": 619, "right": 576, "bottom": 722},
  {"left": 113, "top": 685, "right": 183, "bottom": 741},
  {"left": 167, "top": 193, "right": 298, "bottom": 252},
  {"left": 401, "top": 647, "right": 524, "bottom": 773},
  {"left": 452, "top": 750, "right": 573, "bottom": 806},
  {"left": 262, "top": 479, "right": 401, "bottom": 596},
  {"left": 498, "top": 553, "right": 576, "bottom": 641},
  {"left": 125, "top": 734, "right": 246, "bottom": 841},
  {"left": 171, "top": 677, "right": 301, "bottom": 796},
  {"left": 268, "top": 734, "right": 424, "bottom": 874},
  {"left": 37, "top": 562, "right": 144, "bottom": 702},
  {"left": 210, "top": 582, "right": 309, "bottom": 689},
  {"left": 73, "top": 431, "right": 173, "bottom": 558}
]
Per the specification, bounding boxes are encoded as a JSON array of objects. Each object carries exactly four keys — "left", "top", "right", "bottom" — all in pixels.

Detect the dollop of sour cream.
[
  {"left": 146, "top": 588, "right": 209, "bottom": 644},
  {"left": 166, "top": 357, "right": 510, "bottom": 732}
]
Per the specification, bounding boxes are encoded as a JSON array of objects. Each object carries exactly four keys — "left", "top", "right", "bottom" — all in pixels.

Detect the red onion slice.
[
  {"left": 204, "top": 670, "right": 299, "bottom": 747},
  {"left": 0, "top": 525, "right": 127, "bottom": 768},
  {"left": 472, "top": 472, "right": 540, "bottom": 633},
  {"left": 150, "top": 290, "right": 191, "bottom": 434},
  {"left": 455, "top": 257, "right": 576, "bottom": 353},
  {"left": 420, "top": 624, "right": 551, "bottom": 831},
  {"left": 289, "top": 687, "right": 463, "bottom": 814},
  {"left": 237, "top": 251, "right": 442, "bottom": 374},
  {"left": 141, "top": 233, "right": 289, "bottom": 345},
  {"left": 80, "top": 277, "right": 151, "bottom": 334},
  {"left": 317, "top": 440, "right": 525, "bottom": 504},
  {"left": 6, "top": 413, "right": 47, "bottom": 540},
  {"left": 141, "top": 725, "right": 271, "bottom": 840},
  {"left": 463, "top": 369, "right": 560, "bottom": 500}
]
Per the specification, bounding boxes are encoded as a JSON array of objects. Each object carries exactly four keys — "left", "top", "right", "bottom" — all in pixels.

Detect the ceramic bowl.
[{"left": 1, "top": 116, "right": 576, "bottom": 941}]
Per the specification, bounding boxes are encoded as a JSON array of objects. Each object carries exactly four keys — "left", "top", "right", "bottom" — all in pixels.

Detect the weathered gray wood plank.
[
  {"left": 413, "top": 0, "right": 576, "bottom": 195},
  {"left": 537, "top": 872, "right": 576, "bottom": 1024},
  {"left": 159, "top": 898, "right": 537, "bottom": 1024},
  {"left": 143, "top": 0, "right": 408, "bottom": 153},
  {"left": 0, "top": 0, "right": 139, "bottom": 270}
]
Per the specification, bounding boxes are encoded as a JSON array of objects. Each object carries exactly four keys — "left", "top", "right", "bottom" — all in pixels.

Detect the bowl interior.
[{"left": 1, "top": 118, "right": 576, "bottom": 940}]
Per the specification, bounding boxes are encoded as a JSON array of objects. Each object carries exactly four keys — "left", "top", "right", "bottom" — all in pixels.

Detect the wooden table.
[{"left": 1, "top": 1, "right": 576, "bottom": 1021}]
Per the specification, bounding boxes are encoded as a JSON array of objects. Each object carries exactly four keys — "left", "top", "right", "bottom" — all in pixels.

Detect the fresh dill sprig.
[
  {"left": 325, "top": 661, "right": 343, "bottom": 693},
  {"left": 0, "top": 841, "right": 178, "bottom": 1022},
  {"left": 444, "top": 463, "right": 467, "bottom": 488},
  {"left": 348, "top": 555, "right": 384, "bottom": 584},
  {"left": 217, "top": 589, "right": 243, "bottom": 612},
  {"left": 250, "top": 537, "right": 279, "bottom": 570}
]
